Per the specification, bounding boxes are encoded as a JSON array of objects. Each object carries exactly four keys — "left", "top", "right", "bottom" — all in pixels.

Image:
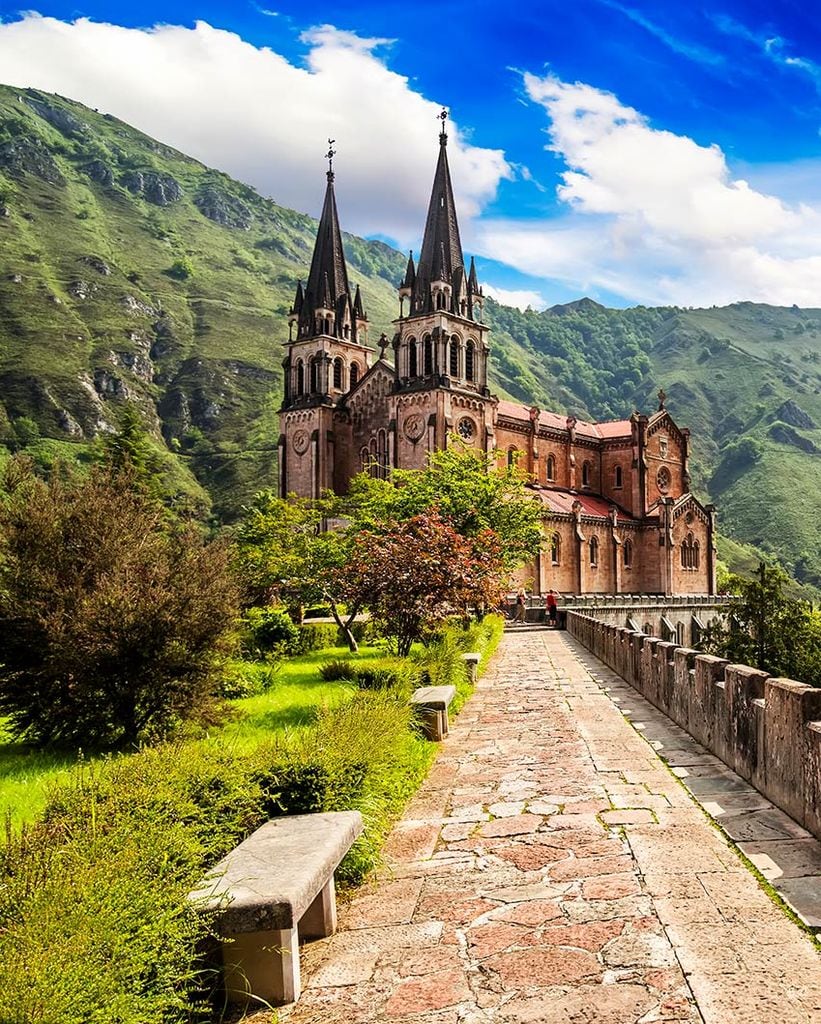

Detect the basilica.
[{"left": 277, "top": 118, "right": 716, "bottom": 597}]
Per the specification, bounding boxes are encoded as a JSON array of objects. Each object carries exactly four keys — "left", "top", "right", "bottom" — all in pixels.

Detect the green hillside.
[{"left": 0, "top": 86, "right": 819, "bottom": 591}]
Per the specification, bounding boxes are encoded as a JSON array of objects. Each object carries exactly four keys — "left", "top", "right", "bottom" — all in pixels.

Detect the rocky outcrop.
[
  {"left": 84, "top": 159, "right": 114, "bottom": 186},
  {"left": 80, "top": 256, "right": 111, "bottom": 276},
  {"left": 68, "top": 280, "right": 95, "bottom": 300},
  {"left": 26, "top": 97, "right": 89, "bottom": 137},
  {"left": 0, "top": 137, "right": 64, "bottom": 184},
  {"left": 122, "top": 294, "right": 160, "bottom": 317},
  {"left": 769, "top": 422, "right": 818, "bottom": 454},
  {"left": 94, "top": 368, "right": 129, "bottom": 399},
  {"left": 194, "top": 185, "right": 252, "bottom": 229},
  {"left": 122, "top": 170, "right": 183, "bottom": 206},
  {"left": 775, "top": 399, "right": 816, "bottom": 431}
]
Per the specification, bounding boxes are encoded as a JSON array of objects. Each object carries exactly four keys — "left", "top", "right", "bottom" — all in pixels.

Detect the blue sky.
[{"left": 2, "top": 2, "right": 821, "bottom": 308}]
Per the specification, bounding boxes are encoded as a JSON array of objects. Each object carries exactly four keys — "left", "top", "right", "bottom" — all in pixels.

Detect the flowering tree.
[{"left": 339, "top": 510, "right": 504, "bottom": 656}]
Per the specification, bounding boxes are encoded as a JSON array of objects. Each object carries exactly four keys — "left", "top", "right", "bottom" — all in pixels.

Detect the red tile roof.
[
  {"left": 534, "top": 487, "right": 637, "bottom": 521},
  {"left": 495, "top": 400, "right": 632, "bottom": 440}
]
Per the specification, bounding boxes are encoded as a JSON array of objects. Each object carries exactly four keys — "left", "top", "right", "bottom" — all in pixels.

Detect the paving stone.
[{"left": 283, "top": 632, "right": 821, "bottom": 1024}]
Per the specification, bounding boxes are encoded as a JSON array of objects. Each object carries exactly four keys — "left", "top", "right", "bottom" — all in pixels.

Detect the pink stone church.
[{"left": 278, "top": 121, "right": 716, "bottom": 597}]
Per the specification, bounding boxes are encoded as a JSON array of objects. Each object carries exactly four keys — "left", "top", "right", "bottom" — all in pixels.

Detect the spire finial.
[
  {"left": 438, "top": 107, "right": 448, "bottom": 145},
  {"left": 326, "top": 138, "right": 336, "bottom": 181},
  {"left": 658, "top": 387, "right": 667, "bottom": 411}
]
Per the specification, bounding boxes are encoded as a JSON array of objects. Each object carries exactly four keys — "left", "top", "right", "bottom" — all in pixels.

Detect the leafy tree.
[
  {"left": 103, "top": 405, "right": 158, "bottom": 485},
  {"left": 343, "top": 445, "right": 544, "bottom": 572},
  {"left": 338, "top": 510, "right": 503, "bottom": 657},
  {"left": 0, "top": 458, "right": 239, "bottom": 749},
  {"left": 703, "top": 563, "right": 821, "bottom": 686},
  {"left": 234, "top": 491, "right": 361, "bottom": 650}
]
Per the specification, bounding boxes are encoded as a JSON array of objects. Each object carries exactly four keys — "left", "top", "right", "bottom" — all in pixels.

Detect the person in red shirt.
[{"left": 546, "top": 589, "right": 558, "bottom": 626}]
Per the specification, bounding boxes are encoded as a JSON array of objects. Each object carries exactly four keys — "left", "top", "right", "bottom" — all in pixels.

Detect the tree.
[
  {"left": 703, "top": 562, "right": 821, "bottom": 686},
  {"left": 0, "top": 459, "right": 239, "bottom": 749},
  {"left": 338, "top": 510, "right": 504, "bottom": 657},
  {"left": 343, "top": 444, "right": 543, "bottom": 572},
  {"left": 234, "top": 491, "right": 361, "bottom": 650}
]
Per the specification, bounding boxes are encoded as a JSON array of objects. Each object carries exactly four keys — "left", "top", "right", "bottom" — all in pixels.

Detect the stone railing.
[{"left": 567, "top": 611, "right": 821, "bottom": 843}]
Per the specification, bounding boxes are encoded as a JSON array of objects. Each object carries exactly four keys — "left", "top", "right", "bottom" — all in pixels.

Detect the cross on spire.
[
  {"left": 438, "top": 107, "right": 448, "bottom": 144},
  {"left": 326, "top": 138, "right": 336, "bottom": 180}
]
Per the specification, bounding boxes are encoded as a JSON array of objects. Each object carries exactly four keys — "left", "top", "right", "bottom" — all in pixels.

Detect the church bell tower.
[
  {"left": 278, "top": 143, "right": 372, "bottom": 497},
  {"left": 392, "top": 110, "right": 496, "bottom": 466}
]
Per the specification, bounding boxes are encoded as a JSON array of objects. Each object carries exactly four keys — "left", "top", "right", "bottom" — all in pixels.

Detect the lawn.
[{"left": 0, "top": 642, "right": 387, "bottom": 830}]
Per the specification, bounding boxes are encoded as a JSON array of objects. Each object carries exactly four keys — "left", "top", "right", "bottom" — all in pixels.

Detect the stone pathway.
[{"left": 278, "top": 631, "right": 820, "bottom": 1023}]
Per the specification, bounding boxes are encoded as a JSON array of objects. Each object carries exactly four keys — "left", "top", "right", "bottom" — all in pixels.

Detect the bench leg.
[
  {"left": 300, "top": 876, "right": 337, "bottom": 939},
  {"left": 439, "top": 709, "right": 449, "bottom": 739},
  {"left": 221, "top": 926, "right": 301, "bottom": 1007}
]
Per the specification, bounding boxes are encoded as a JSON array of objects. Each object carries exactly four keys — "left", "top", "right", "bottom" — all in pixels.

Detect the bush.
[
  {"left": 319, "top": 658, "right": 356, "bottom": 682},
  {"left": 296, "top": 621, "right": 339, "bottom": 653},
  {"left": 0, "top": 459, "right": 239, "bottom": 749},
  {"left": 220, "top": 657, "right": 281, "bottom": 698},
  {"left": 241, "top": 606, "right": 299, "bottom": 656},
  {"left": 352, "top": 659, "right": 421, "bottom": 695}
]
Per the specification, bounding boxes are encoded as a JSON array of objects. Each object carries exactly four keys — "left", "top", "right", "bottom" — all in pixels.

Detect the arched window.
[
  {"left": 507, "top": 446, "right": 517, "bottom": 469},
  {"left": 359, "top": 446, "right": 369, "bottom": 470},
  {"left": 550, "top": 533, "right": 561, "bottom": 565},
  {"left": 465, "top": 340, "right": 475, "bottom": 382},
  {"left": 333, "top": 357, "right": 343, "bottom": 390},
  {"left": 693, "top": 540, "right": 700, "bottom": 570},
  {"left": 295, "top": 359, "right": 304, "bottom": 396},
  {"left": 408, "top": 338, "right": 417, "bottom": 377},
  {"left": 368, "top": 436, "right": 377, "bottom": 477},
  {"left": 350, "top": 363, "right": 360, "bottom": 388},
  {"left": 449, "top": 338, "right": 459, "bottom": 377},
  {"left": 546, "top": 454, "right": 556, "bottom": 482},
  {"left": 681, "top": 532, "right": 699, "bottom": 569},
  {"left": 623, "top": 539, "right": 633, "bottom": 567},
  {"left": 582, "top": 461, "right": 592, "bottom": 487},
  {"left": 423, "top": 335, "right": 433, "bottom": 375},
  {"left": 614, "top": 465, "right": 623, "bottom": 489},
  {"left": 589, "top": 536, "right": 599, "bottom": 566},
  {"left": 310, "top": 357, "right": 319, "bottom": 393}
]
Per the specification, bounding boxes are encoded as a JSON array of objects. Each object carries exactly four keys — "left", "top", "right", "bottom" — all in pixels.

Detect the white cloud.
[
  {"left": 483, "top": 284, "right": 547, "bottom": 310},
  {"left": 0, "top": 15, "right": 510, "bottom": 245},
  {"left": 475, "top": 73, "right": 821, "bottom": 306}
]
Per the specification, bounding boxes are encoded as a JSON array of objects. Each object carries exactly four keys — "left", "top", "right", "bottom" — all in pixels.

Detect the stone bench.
[
  {"left": 190, "top": 810, "right": 363, "bottom": 1007},
  {"left": 411, "top": 684, "right": 456, "bottom": 741},
  {"left": 462, "top": 651, "right": 481, "bottom": 683}
]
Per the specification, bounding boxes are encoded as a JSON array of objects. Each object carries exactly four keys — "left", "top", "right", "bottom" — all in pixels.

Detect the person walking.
[
  {"left": 514, "top": 588, "right": 527, "bottom": 623},
  {"left": 546, "top": 589, "right": 558, "bottom": 627}
]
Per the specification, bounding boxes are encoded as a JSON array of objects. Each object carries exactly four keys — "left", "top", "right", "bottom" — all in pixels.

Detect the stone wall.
[{"left": 567, "top": 611, "right": 821, "bottom": 842}]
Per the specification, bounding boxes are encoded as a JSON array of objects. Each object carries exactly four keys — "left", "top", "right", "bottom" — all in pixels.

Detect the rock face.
[
  {"left": 0, "top": 137, "right": 64, "bottom": 184},
  {"left": 80, "top": 256, "right": 111, "bottom": 276},
  {"left": 769, "top": 422, "right": 818, "bottom": 454},
  {"left": 26, "top": 97, "right": 88, "bottom": 137},
  {"left": 194, "top": 185, "right": 252, "bottom": 229},
  {"left": 84, "top": 159, "right": 114, "bottom": 186},
  {"left": 775, "top": 399, "right": 816, "bottom": 431},
  {"left": 122, "top": 171, "right": 183, "bottom": 206},
  {"left": 94, "top": 368, "right": 129, "bottom": 399}
]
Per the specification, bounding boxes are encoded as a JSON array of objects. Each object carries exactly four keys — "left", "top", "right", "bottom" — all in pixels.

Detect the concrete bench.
[
  {"left": 462, "top": 651, "right": 481, "bottom": 683},
  {"left": 411, "top": 684, "right": 456, "bottom": 741},
  {"left": 190, "top": 810, "right": 363, "bottom": 1007}
]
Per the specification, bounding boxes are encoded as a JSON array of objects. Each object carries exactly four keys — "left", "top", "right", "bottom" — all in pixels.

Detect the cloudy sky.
[{"left": 1, "top": 2, "right": 821, "bottom": 309}]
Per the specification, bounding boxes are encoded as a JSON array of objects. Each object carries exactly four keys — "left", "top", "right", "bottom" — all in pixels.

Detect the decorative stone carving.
[{"left": 293, "top": 429, "right": 310, "bottom": 455}]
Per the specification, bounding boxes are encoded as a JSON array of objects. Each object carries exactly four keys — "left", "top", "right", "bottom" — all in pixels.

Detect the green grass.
[{"left": 0, "top": 643, "right": 389, "bottom": 828}]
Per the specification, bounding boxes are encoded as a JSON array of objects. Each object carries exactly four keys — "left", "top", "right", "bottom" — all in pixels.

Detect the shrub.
[
  {"left": 241, "top": 606, "right": 299, "bottom": 656},
  {"left": 296, "top": 621, "right": 339, "bottom": 652},
  {"left": 0, "top": 459, "right": 239, "bottom": 749},
  {"left": 220, "top": 657, "right": 281, "bottom": 698},
  {"left": 415, "top": 632, "right": 469, "bottom": 689},
  {"left": 352, "top": 659, "right": 420, "bottom": 695},
  {"left": 168, "top": 256, "right": 194, "bottom": 280},
  {"left": 319, "top": 658, "right": 356, "bottom": 682}
]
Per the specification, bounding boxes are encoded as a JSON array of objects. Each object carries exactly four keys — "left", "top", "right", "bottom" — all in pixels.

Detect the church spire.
[
  {"left": 291, "top": 141, "right": 366, "bottom": 341},
  {"left": 411, "top": 108, "right": 466, "bottom": 315}
]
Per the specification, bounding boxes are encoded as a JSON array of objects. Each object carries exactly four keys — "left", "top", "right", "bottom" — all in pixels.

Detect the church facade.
[{"left": 278, "top": 123, "right": 716, "bottom": 597}]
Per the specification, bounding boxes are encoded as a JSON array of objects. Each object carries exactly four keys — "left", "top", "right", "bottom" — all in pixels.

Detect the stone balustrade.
[{"left": 567, "top": 611, "right": 821, "bottom": 842}]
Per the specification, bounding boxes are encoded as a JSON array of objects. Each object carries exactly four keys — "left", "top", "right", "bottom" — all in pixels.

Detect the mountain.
[{"left": 1, "top": 86, "right": 819, "bottom": 593}]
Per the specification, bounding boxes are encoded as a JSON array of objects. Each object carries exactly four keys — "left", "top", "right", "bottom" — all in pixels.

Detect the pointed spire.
[
  {"left": 291, "top": 279, "right": 304, "bottom": 315},
  {"left": 297, "top": 144, "right": 357, "bottom": 339},
  {"left": 353, "top": 283, "right": 365, "bottom": 318},
  {"left": 402, "top": 250, "right": 416, "bottom": 291},
  {"left": 412, "top": 108, "right": 465, "bottom": 314},
  {"left": 468, "top": 256, "right": 478, "bottom": 294}
]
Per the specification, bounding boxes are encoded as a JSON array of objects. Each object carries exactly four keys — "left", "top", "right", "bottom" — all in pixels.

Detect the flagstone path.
[{"left": 277, "top": 630, "right": 820, "bottom": 1023}]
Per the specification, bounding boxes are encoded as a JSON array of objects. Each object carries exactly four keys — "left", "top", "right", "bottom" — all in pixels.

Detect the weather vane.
[{"left": 326, "top": 138, "right": 336, "bottom": 176}]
